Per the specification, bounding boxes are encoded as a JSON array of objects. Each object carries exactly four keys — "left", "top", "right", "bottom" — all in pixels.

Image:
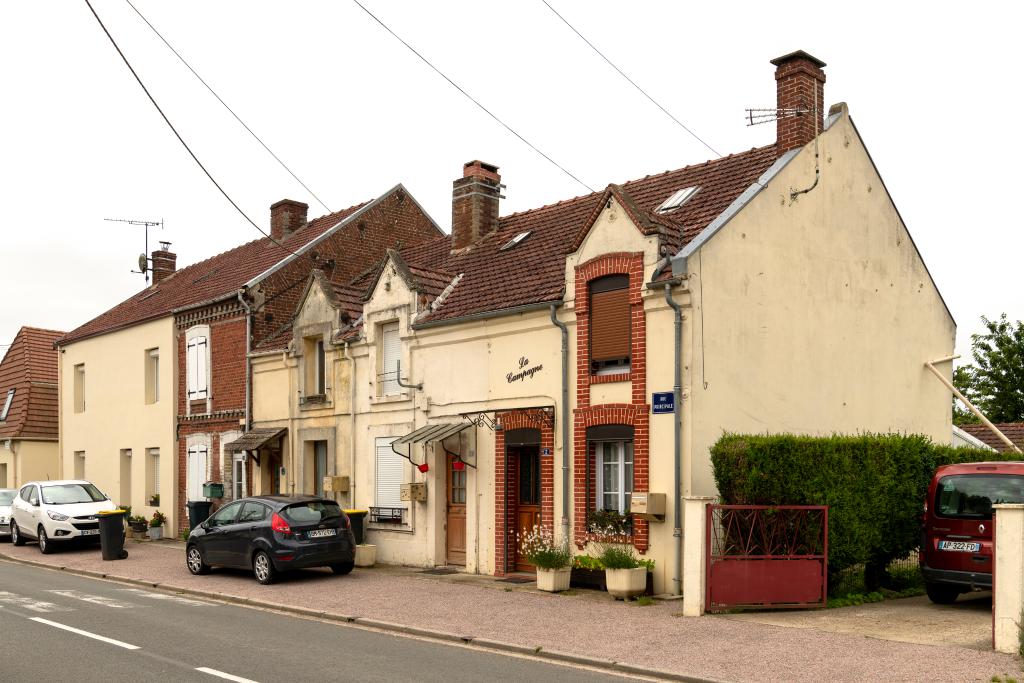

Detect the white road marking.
[
  {"left": 30, "top": 617, "right": 140, "bottom": 649},
  {"left": 0, "top": 591, "right": 73, "bottom": 613},
  {"left": 119, "top": 588, "right": 211, "bottom": 606},
  {"left": 47, "top": 589, "right": 135, "bottom": 608},
  {"left": 196, "top": 667, "right": 260, "bottom": 682}
]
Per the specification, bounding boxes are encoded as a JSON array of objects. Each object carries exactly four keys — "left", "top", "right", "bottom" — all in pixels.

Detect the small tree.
[{"left": 954, "top": 314, "right": 1024, "bottom": 424}]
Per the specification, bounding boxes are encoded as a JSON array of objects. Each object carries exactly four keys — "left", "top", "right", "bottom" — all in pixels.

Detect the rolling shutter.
[
  {"left": 381, "top": 323, "right": 400, "bottom": 396},
  {"left": 590, "top": 285, "right": 630, "bottom": 363},
  {"left": 375, "top": 437, "right": 404, "bottom": 508}
]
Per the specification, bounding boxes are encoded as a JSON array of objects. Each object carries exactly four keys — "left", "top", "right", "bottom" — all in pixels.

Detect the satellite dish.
[{"left": 138, "top": 254, "right": 148, "bottom": 273}]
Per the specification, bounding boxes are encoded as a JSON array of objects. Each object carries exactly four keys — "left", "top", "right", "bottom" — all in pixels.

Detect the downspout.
[
  {"left": 549, "top": 304, "right": 570, "bottom": 546},
  {"left": 344, "top": 341, "right": 357, "bottom": 508},
  {"left": 664, "top": 283, "right": 683, "bottom": 596},
  {"left": 237, "top": 291, "right": 253, "bottom": 496},
  {"left": 925, "top": 355, "right": 1022, "bottom": 454}
]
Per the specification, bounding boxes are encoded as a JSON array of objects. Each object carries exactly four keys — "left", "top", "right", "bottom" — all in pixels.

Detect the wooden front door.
[
  {"left": 512, "top": 445, "right": 542, "bottom": 572},
  {"left": 446, "top": 454, "right": 467, "bottom": 566}
]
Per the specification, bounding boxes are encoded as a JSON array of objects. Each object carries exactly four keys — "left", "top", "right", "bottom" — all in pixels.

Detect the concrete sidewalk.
[{"left": 0, "top": 540, "right": 1017, "bottom": 682}]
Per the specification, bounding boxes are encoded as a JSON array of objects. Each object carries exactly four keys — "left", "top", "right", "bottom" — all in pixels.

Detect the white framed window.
[
  {"left": 232, "top": 453, "right": 246, "bottom": 500},
  {"left": 186, "top": 443, "right": 209, "bottom": 501},
  {"left": 186, "top": 326, "right": 210, "bottom": 401},
  {"left": 145, "top": 348, "right": 160, "bottom": 404},
  {"left": 74, "top": 364, "right": 85, "bottom": 412},
  {"left": 655, "top": 186, "right": 700, "bottom": 213},
  {"left": 380, "top": 322, "right": 400, "bottom": 396},
  {"left": 304, "top": 337, "right": 326, "bottom": 396},
  {"left": 594, "top": 441, "right": 634, "bottom": 514},
  {"left": 146, "top": 448, "right": 160, "bottom": 502},
  {"left": 74, "top": 451, "right": 85, "bottom": 480},
  {"left": 375, "top": 436, "right": 404, "bottom": 508},
  {"left": 0, "top": 388, "right": 13, "bottom": 421}
]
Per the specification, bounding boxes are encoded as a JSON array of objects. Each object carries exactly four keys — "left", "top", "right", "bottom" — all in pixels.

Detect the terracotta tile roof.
[
  {"left": 58, "top": 202, "right": 370, "bottom": 346},
  {"left": 0, "top": 326, "right": 64, "bottom": 440},
  {"left": 959, "top": 423, "right": 1024, "bottom": 453},
  {"left": 402, "top": 145, "right": 781, "bottom": 324}
]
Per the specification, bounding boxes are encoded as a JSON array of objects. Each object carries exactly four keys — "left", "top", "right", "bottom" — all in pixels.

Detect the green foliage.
[
  {"left": 149, "top": 511, "right": 167, "bottom": 528},
  {"left": 954, "top": 314, "right": 1024, "bottom": 425},
  {"left": 711, "top": 433, "right": 1007, "bottom": 592},
  {"left": 180, "top": 528, "right": 190, "bottom": 542},
  {"left": 598, "top": 543, "right": 641, "bottom": 569},
  {"left": 518, "top": 525, "right": 572, "bottom": 569},
  {"left": 586, "top": 509, "right": 632, "bottom": 536},
  {"left": 572, "top": 553, "right": 654, "bottom": 571},
  {"left": 634, "top": 595, "right": 655, "bottom": 606}
]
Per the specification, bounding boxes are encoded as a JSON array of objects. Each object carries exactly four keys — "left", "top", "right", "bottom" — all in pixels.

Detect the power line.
[
  {"left": 540, "top": 0, "right": 720, "bottom": 158},
  {"left": 351, "top": 0, "right": 595, "bottom": 193},
  {"left": 123, "top": 0, "right": 333, "bottom": 214},
  {"left": 83, "top": 0, "right": 303, "bottom": 260}
]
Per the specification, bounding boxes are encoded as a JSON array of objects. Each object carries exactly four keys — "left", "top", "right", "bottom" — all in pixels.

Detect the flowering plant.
[
  {"left": 518, "top": 524, "right": 572, "bottom": 570},
  {"left": 149, "top": 511, "right": 167, "bottom": 528}
]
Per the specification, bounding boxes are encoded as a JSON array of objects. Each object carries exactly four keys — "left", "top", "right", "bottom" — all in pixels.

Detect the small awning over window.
[
  {"left": 224, "top": 428, "right": 286, "bottom": 453},
  {"left": 393, "top": 422, "right": 471, "bottom": 446}
]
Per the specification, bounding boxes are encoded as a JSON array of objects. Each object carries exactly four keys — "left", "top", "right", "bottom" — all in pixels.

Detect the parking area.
[{"left": 722, "top": 591, "right": 993, "bottom": 650}]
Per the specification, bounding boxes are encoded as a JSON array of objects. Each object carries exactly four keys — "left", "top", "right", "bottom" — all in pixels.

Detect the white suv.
[{"left": 10, "top": 480, "right": 115, "bottom": 553}]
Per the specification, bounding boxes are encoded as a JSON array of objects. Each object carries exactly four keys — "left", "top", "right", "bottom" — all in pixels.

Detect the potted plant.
[
  {"left": 598, "top": 542, "right": 648, "bottom": 600},
  {"left": 571, "top": 554, "right": 607, "bottom": 590},
  {"left": 128, "top": 514, "right": 148, "bottom": 538},
  {"left": 148, "top": 493, "right": 160, "bottom": 507},
  {"left": 148, "top": 511, "right": 166, "bottom": 540},
  {"left": 519, "top": 524, "right": 572, "bottom": 592}
]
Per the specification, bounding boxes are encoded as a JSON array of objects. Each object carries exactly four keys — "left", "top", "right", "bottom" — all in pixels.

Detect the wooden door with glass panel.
[
  {"left": 512, "top": 445, "right": 542, "bottom": 571},
  {"left": 446, "top": 454, "right": 467, "bottom": 566}
]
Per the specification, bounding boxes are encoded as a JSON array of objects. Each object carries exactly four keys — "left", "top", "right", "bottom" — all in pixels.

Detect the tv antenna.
[
  {"left": 744, "top": 82, "right": 822, "bottom": 203},
  {"left": 104, "top": 217, "right": 163, "bottom": 283}
]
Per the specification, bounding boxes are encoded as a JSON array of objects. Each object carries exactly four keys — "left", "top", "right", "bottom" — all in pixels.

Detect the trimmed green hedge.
[{"left": 710, "top": 433, "right": 1013, "bottom": 591}]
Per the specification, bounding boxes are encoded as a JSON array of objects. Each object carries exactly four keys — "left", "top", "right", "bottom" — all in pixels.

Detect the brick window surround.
[
  {"left": 493, "top": 409, "right": 555, "bottom": 575},
  {"left": 574, "top": 252, "right": 650, "bottom": 553}
]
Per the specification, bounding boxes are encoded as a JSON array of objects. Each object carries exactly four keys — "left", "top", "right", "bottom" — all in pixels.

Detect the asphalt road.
[{"left": 0, "top": 560, "right": 638, "bottom": 682}]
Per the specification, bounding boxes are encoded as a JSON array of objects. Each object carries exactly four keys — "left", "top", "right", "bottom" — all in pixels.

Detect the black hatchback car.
[{"left": 186, "top": 495, "right": 356, "bottom": 584}]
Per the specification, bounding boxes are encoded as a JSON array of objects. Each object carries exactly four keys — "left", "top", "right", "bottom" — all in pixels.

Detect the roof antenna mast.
[
  {"left": 104, "top": 217, "right": 163, "bottom": 283},
  {"left": 744, "top": 81, "right": 822, "bottom": 203}
]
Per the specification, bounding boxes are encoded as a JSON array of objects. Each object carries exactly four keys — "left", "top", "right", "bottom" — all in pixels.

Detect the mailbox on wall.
[
  {"left": 323, "top": 476, "right": 350, "bottom": 493},
  {"left": 630, "top": 492, "right": 666, "bottom": 521},
  {"left": 400, "top": 482, "right": 427, "bottom": 502}
]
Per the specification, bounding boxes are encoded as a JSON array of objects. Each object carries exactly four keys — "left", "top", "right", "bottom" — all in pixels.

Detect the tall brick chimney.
[
  {"left": 270, "top": 199, "right": 308, "bottom": 241},
  {"left": 452, "top": 161, "right": 501, "bottom": 251},
  {"left": 771, "top": 51, "right": 826, "bottom": 152},
  {"left": 151, "top": 242, "right": 176, "bottom": 285}
]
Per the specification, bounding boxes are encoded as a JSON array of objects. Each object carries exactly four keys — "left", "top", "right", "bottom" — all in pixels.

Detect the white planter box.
[
  {"left": 355, "top": 544, "right": 377, "bottom": 567},
  {"left": 605, "top": 567, "right": 647, "bottom": 599},
  {"left": 536, "top": 567, "right": 571, "bottom": 592}
]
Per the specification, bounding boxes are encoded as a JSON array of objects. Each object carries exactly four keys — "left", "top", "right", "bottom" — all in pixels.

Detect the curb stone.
[{"left": 0, "top": 549, "right": 721, "bottom": 682}]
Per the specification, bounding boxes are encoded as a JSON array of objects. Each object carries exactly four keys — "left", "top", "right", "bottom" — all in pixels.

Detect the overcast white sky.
[{"left": 1, "top": 1, "right": 1021, "bottom": 361}]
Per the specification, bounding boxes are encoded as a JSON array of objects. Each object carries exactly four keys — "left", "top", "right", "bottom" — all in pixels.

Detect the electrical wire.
[
  {"left": 351, "top": 0, "right": 595, "bottom": 193},
  {"left": 83, "top": 0, "right": 304, "bottom": 259},
  {"left": 540, "top": 0, "right": 720, "bottom": 158},
  {"left": 123, "top": 0, "right": 333, "bottom": 215}
]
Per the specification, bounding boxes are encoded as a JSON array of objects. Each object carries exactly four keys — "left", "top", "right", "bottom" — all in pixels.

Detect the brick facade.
[{"left": 573, "top": 252, "right": 650, "bottom": 553}]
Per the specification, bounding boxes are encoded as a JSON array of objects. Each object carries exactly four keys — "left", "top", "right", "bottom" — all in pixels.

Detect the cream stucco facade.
[
  {"left": 58, "top": 317, "right": 179, "bottom": 530},
  {"left": 0, "top": 439, "right": 59, "bottom": 489}
]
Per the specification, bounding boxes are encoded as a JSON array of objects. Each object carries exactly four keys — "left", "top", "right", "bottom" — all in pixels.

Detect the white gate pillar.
[
  {"left": 682, "top": 496, "right": 714, "bottom": 616},
  {"left": 993, "top": 503, "right": 1024, "bottom": 653}
]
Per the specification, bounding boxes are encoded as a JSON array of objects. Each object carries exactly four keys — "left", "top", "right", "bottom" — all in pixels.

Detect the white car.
[
  {"left": 0, "top": 488, "right": 15, "bottom": 539},
  {"left": 10, "top": 480, "right": 116, "bottom": 553}
]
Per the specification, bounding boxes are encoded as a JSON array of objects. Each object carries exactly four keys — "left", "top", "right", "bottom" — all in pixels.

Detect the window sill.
[
  {"left": 590, "top": 372, "right": 632, "bottom": 385},
  {"left": 367, "top": 523, "right": 414, "bottom": 534},
  {"left": 370, "top": 393, "right": 412, "bottom": 405}
]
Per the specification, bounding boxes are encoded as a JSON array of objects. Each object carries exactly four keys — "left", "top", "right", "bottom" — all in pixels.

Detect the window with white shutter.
[
  {"left": 187, "top": 444, "right": 209, "bottom": 501},
  {"left": 375, "top": 437, "right": 404, "bottom": 508},
  {"left": 381, "top": 322, "right": 400, "bottom": 396},
  {"left": 186, "top": 327, "right": 210, "bottom": 401}
]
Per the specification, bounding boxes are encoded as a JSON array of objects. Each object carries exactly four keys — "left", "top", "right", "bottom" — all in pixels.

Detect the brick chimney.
[
  {"left": 771, "top": 50, "right": 826, "bottom": 152},
  {"left": 452, "top": 161, "right": 501, "bottom": 251},
  {"left": 151, "top": 242, "right": 176, "bottom": 285},
  {"left": 270, "top": 199, "right": 308, "bottom": 241}
]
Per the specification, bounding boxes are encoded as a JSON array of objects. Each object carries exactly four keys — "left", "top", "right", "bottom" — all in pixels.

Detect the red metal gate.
[{"left": 706, "top": 504, "right": 828, "bottom": 612}]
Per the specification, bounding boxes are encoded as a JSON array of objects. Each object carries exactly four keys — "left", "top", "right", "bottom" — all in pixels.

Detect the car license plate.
[
  {"left": 938, "top": 540, "right": 980, "bottom": 552},
  {"left": 307, "top": 529, "right": 336, "bottom": 539},
  {"left": 80, "top": 529, "right": 100, "bottom": 536}
]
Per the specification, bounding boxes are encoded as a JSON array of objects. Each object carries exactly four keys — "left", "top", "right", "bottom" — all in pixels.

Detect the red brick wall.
[
  {"left": 775, "top": 55, "right": 826, "bottom": 152},
  {"left": 573, "top": 252, "right": 650, "bottom": 553}
]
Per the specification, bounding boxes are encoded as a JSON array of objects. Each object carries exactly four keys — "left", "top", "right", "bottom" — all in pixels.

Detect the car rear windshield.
[
  {"left": 281, "top": 501, "right": 343, "bottom": 526},
  {"left": 0, "top": 490, "right": 15, "bottom": 505},
  {"left": 936, "top": 474, "right": 1024, "bottom": 519},
  {"left": 41, "top": 483, "right": 107, "bottom": 505}
]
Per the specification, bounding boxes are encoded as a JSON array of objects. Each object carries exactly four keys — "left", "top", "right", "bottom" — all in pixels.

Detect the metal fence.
[{"left": 828, "top": 553, "right": 922, "bottom": 598}]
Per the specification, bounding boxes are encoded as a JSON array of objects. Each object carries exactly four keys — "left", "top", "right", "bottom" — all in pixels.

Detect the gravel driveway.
[{"left": 1, "top": 540, "right": 1018, "bottom": 682}]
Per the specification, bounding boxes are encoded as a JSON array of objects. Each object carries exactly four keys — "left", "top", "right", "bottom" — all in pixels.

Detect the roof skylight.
[
  {"left": 500, "top": 231, "right": 532, "bottom": 251},
  {"left": 1, "top": 388, "right": 14, "bottom": 421},
  {"left": 656, "top": 186, "right": 700, "bottom": 214}
]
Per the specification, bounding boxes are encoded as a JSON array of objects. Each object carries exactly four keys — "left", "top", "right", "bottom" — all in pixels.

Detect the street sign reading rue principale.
[{"left": 652, "top": 392, "right": 675, "bottom": 414}]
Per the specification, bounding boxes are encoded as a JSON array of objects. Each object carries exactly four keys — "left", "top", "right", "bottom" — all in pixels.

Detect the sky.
[{"left": 1, "top": 1, "right": 1021, "bottom": 363}]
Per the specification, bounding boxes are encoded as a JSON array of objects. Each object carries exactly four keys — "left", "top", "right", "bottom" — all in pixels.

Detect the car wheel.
[
  {"left": 186, "top": 545, "right": 210, "bottom": 575},
  {"left": 38, "top": 526, "right": 53, "bottom": 555},
  {"left": 925, "top": 581, "right": 961, "bottom": 605},
  {"left": 253, "top": 550, "right": 277, "bottom": 585},
  {"left": 330, "top": 562, "right": 355, "bottom": 576},
  {"left": 11, "top": 521, "right": 25, "bottom": 546}
]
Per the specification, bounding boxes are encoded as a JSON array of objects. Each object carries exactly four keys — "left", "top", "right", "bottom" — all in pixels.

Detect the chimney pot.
[
  {"left": 151, "top": 244, "right": 176, "bottom": 285},
  {"left": 770, "top": 50, "right": 826, "bottom": 152},
  {"left": 452, "top": 160, "right": 501, "bottom": 251},
  {"left": 270, "top": 199, "right": 309, "bottom": 241}
]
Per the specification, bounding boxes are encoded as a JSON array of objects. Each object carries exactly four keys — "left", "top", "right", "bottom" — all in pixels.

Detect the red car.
[{"left": 921, "top": 461, "right": 1024, "bottom": 603}]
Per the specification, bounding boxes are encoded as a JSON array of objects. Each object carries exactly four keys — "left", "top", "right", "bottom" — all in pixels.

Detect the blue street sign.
[
  {"left": 652, "top": 392, "right": 675, "bottom": 414},
  {"left": 541, "top": 448, "right": 552, "bottom": 456}
]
